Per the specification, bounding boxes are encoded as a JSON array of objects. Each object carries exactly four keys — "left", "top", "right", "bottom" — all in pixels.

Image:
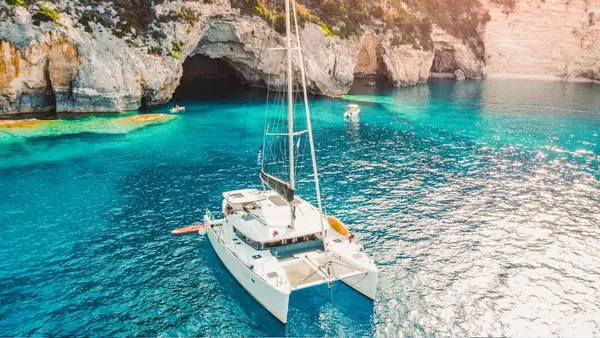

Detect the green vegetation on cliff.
[
  {"left": 3, "top": 0, "right": 489, "bottom": 60},
  {"left": 232, "top": 0, "right": 489, "bottom": 58},
  {"left": 32, "top": 6, "right": 60, "bottom": 26},
  {"left": 7, "top": 0, "right": 26, "bottom": 7}
]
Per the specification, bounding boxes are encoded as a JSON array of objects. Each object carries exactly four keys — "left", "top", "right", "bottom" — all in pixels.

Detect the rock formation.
[
  {"left": 1, "top": 0, "right": 372, "bottom": 115},
  {"left": 381, "top": 44, "right": 434, "bottom": 86},
  {"left": 483, "top": 0, "right": 600, "bottom": 81},
  {"left": 431, "top": 28, "right": 485, "bottom": 80},
  {"left": 352, "top": 30, "right": 434, "bottom": 86},
  {"left": 1, "top": 0, "right": 599, "bottom": 116}
]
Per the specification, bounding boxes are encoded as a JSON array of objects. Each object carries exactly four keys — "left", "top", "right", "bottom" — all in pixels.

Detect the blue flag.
[{"left": 256, "top": 145, "right": 263, "bottom": 167}]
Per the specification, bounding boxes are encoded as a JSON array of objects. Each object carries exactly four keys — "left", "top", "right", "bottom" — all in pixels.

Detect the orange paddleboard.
[{"left": 171, "top": 224, "right": 204, "bottom": 235}]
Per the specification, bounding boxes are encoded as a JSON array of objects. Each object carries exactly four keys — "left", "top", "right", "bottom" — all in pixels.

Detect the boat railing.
[{"left": 205, "top": 208, "right": 215, "bottom": 222}]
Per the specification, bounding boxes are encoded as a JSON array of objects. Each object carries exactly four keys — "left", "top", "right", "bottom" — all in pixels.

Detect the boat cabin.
[{"left": 222, "top": 189, "right": 327, "bottom": 258}]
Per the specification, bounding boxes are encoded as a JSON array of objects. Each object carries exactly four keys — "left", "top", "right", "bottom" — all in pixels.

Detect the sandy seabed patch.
[{"left": 0, "top": 113, "right": 178, "bottom": 142}]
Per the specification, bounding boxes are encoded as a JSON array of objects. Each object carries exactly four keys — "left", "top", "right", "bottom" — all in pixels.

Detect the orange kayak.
[{"left": 171, "top": 224, "right": 204, "bottom": 235}]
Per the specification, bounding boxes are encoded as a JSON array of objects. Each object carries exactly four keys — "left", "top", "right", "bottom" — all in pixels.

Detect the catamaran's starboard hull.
[
  {"left": 342, "top": 270, "right": 378, "bottom": 300},
  {"left": 207, "top": 226, "right": 291, "bottom": 323}
]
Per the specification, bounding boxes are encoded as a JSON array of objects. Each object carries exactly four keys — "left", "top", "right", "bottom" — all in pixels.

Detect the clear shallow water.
[{"left": 1, "top": 79, "right": 600, "bottom": 336}]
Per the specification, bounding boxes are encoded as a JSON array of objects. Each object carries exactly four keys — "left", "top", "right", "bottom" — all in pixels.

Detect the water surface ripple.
[{"left": 1, "top": 80, "right": 599, "bottom": 336}]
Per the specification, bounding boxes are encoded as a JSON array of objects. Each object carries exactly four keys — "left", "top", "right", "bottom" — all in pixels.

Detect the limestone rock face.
[
  {"left": 2, "top": 0, "right": 600, "bottom": 116},
  {"left": 483, "top": 0, "right": 600, "bottom": 81},
  {"left": 352, "top": 30, "right": 436, "bottom": 86},
  {"left": 454, "top": 69, "right": 466, "bottom": 81},
  {"left": 0, "top": 1, "right": 361, "bottom": 115},
  {"left": 431, "top": 28, "right": 485, "bottom": 79},
  {"left": 354, "top": 31, "right": 383, "bottom": 79},
  {"left": 381, "top": 44, "right": 434, "bottom": 87},
  {"left": 193, "top": 17, "right": 358, "bottom": 96}
]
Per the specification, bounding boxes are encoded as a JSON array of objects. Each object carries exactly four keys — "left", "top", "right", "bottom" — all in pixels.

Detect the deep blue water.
[{"left": 1, "top": 79, "right": 599, "bottom": 336}]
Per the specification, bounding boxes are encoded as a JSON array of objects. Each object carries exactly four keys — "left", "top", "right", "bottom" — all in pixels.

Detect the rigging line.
[
  {"left": 236, "top": 84, "right": 255, "bottom": 158},
  {"left": 329, "top": 278, "right": 336, "bottom": 320},
  {"left": 291, "top": 0, "right": 330, "bottom": 264},
  {"left": 237, "top": 21, "right": 269, "bottom": 159}
]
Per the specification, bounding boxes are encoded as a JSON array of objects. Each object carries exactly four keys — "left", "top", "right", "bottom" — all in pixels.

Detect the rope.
[
  {"left": 329, "top": 272, "right": 335, "bottom": 319},
  {"left": 236, "top": 19, "right": 269, "bottom": 159}
]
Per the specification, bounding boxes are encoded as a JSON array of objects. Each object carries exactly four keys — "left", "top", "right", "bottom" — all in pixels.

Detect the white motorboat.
[
  {"left": 170, "top": 105, "right": 185, "bottom": 113},
  {"left": 344, "top": 104, "right": 360, "bottom": 120},
  {"left": 203, "top": 0, "right": 377, "bottom": 324}
]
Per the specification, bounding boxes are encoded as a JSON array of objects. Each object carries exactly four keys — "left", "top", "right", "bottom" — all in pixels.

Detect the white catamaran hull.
[
  {"left": 207, "top": 226, "right": 291, "bottom": 323},
  {"left": 342, "top": 269, "right": 378, "bottom": 300}
]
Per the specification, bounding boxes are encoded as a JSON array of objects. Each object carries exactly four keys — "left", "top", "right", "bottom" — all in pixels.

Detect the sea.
[{"left": 1, "top": 79, "right": 599, "bottom": 336}]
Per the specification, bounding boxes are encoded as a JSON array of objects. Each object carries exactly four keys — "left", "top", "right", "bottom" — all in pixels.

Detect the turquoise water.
[{"left": 1, "top": 79, "right": 599, "bottom": 336}]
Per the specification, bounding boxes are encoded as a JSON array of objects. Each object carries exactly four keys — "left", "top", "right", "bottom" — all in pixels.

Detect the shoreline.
[
  {"left": 486, "top": 73, "right": 600, "bottom": 84},
  {"left": 2, "top": 75, "right": 598, "bottom": 118}
]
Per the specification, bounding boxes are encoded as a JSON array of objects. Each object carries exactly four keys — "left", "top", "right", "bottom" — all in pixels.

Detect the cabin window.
[
  {"left": 246, "top": 238, "right": 260, "bottom": 250},
  {"left": 308, "top": 233, "right": 320, "bottom": 241},
  {"left": 268, "top": 195, "right": 287, "bottom": 206},
  {"left": 234, "top": 228, "right": 246, "bottom": 241},
  {"left": 263, "top": 240, "right": 284, "bottom": 249},
  {"left": 234, "top": 227, "right": 261, "bottom": 250}
]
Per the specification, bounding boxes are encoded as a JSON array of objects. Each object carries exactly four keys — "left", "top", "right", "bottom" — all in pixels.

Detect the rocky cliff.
[
  {"left": 1, "top": 0, "right": 599, "bottom": 115},
  {"left": 483, "top": 0, "right": 600, "bottom": 81}
]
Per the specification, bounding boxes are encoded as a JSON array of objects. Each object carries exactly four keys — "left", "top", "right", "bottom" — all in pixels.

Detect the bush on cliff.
[
  {"left": 7, "top": 0, "right": 25, "bottom": 7},
  {"left": 177, "top": 8, "right": 200, "bottom": 25},
  {"left": 33, "top": 6, "right": 60, "bottom": 26}
]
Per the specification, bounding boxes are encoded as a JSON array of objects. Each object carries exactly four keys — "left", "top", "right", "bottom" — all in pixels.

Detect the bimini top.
[{"left": 223, "top": 189, "right": 267, "bottom": 205}]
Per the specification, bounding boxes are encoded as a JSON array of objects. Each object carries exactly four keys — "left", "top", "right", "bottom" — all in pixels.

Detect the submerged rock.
[
  {"left": 0, "top": 113, "right": 177, "bottom": 142},
  {"left": 0, "top": 118, "right": 56, "bottom": 129},
  {"left": 114, "top": 113, "right": 177, "bottom": 125},
  {"left": 455, "top": 69, "right": 466, "bottom": 81}
]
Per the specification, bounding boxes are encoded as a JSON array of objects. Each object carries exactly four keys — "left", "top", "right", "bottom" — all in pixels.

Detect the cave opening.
[
  {"left": 430, "top": 50, "right": 459, "bottom": 78},
  {"left": 171, "top": 54, "right": 254, "bottom": 101},
  {"left": 349, "top": 33, "right": 392, "bottom": 95}
]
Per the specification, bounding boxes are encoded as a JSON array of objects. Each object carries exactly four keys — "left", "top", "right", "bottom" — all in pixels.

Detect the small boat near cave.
[
  {"left": 170, "top": 105, "right": 185, "bottom": 113},
  {"left": 344, "top": 104, "right": 360, "bottom": 120},
  {"left": 203, "top": 0, "right": 377, "bottom": 324}
]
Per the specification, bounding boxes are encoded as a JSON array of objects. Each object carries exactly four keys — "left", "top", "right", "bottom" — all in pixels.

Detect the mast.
[
  {"left": 284, "top": 0, "right": 295, "bottom": 228},
  {"left": 291, "top": 0, "right": 329, "bottom": 260}
]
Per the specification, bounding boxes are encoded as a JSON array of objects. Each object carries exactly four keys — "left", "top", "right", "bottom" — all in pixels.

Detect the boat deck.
[
  {"left": 283, "top": 260, "right": 325, "bottom": 288},
  {"left": 282, "top": 252, "right": 365, "bottom": 290},
  {"left": 313, "top": 254, "right": 363, "bottom": 277}
]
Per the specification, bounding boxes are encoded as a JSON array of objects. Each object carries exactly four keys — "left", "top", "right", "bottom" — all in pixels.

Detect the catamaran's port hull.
[{"left": 207, "top": 225, "right": 291, "bottom": 323}]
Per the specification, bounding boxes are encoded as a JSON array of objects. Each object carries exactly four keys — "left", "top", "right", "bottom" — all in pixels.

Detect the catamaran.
[{"left": 203, "top": 0, "right": 378, "bottom": 324}]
